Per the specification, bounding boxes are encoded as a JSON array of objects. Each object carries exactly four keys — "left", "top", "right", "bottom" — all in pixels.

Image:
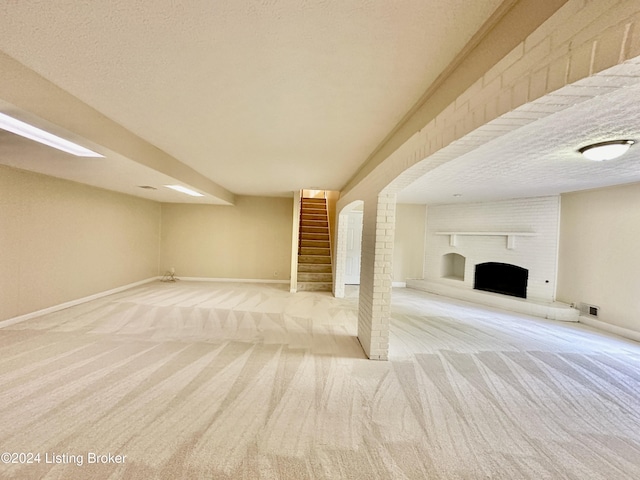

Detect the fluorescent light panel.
[
  {"left": 165, "top": 185, "right": 204, "bottom": 197},
  {"left": 0, "top": 112, "right": 103, "bottom": 157}
]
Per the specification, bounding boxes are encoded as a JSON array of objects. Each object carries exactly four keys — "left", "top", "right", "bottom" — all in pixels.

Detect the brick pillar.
[{"left": 357, "top": 193, "right": 396, "bottom": 360}]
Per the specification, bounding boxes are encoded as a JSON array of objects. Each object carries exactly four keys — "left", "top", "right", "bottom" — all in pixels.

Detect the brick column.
[{"left": 357, "top": 193, "right": 396, "bottom": 360}]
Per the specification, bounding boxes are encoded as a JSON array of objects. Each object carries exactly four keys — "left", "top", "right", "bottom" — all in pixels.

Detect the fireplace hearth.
[{"left": 474, "top": 262, "right": 528, "bottom": 299}]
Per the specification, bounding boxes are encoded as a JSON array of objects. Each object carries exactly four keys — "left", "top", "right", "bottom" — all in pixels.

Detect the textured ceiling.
[
  {"left": 0, "top": 0, "right": 503, "bottom": 198},
  {"left": 397, "top": 75, "right": 640, "bottom": 205}
]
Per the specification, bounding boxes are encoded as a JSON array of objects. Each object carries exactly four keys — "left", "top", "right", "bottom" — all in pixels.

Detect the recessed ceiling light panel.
[
  {"left": 165, "top": 185, "right": 204, "bottom": 197},
  {"left": 578, "top": 139, "right": 635, "bottom": 161},
  {"left": 0, "top": 112, "right": 104, "bottom": 157}
]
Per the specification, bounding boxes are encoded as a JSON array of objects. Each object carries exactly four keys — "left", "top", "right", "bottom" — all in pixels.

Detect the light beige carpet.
[{"left": 0, "top": 281, "right": 639, "bottom": 479}]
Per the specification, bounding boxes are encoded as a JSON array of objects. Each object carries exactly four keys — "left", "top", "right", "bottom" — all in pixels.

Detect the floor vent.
[{"left": 578, "top": 302, "right": 599, "bottom": 317}]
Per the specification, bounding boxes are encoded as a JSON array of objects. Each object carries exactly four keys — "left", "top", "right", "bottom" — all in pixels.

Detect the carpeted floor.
[{"left": 1, "top": 281, "right": 639, "bottom": 479}]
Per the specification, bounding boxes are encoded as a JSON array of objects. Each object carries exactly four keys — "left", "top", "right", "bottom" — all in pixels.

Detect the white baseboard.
[
  {"left": 578, "top": 315, "right": 640, "bottom": 343},
  {"left": 392, "top": 282, "right": 407, "bottom": 288},
  {"left": 179, "top": 277, "right": 289, "bottom": 285},
  {"left": 0, "top": 276, "right": 160, "bottom": 329}
]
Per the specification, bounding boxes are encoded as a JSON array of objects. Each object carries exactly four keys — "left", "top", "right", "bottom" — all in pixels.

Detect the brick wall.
[
  {"left": 356, "top": 193, "right": 396, "bottom": 360},
  {"left": 424, "top": 196, "right": 561, "bottom": 302},
  {"left": 335, "top": 0, "right": 640, "bottom": 359}
]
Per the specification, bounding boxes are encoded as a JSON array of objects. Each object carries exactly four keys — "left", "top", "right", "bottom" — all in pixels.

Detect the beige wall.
[
  {"left": 0, "top": 165, "right": 161, "bottom": 322},
  {"left": 558, "top": 183, "right": 640, "bottom": 333},
  {"left": 393, "top": 204, "right": 426, "bottom": 282},
  {"left": 160, "top": 196, "right": 293, "bottom": 280}
]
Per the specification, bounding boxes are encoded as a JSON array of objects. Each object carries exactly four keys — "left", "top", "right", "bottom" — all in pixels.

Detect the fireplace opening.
[{"left": 474, "top": 262, "right": 528, "bottom": 299}]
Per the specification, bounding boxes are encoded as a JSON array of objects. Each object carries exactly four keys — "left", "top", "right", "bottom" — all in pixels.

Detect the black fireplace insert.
[{"left": 474, "top": 262, "right": 528, "bottom": 299}]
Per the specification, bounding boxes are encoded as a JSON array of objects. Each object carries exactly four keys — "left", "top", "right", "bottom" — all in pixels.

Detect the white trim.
[
  {"left": 290, "top": 190, "right": 301, "bottom": 293},
  {"left": 179, "top": 277, "right": 289, "bottom": 284},
  {"left": 392, "top": 282, "right": 406, "bottom": 288},
  {"left": 0, "top": 277, "right": 159, "bottom": 329},
  {"left": 578, "top": 315, "right": 640, "bottom": 343}
]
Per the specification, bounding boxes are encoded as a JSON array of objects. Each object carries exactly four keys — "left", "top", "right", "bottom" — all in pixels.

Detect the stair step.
[
  {"left": 297, "top": 272, "right": 333, "bottom": 282},
  {"left": 301, "top": 218, "right": 328, "bottom": 226},
  {"left": 297, "top": 282, "right": 332, "bottom": 292},
  {"left": 300, "top": 226, "right": 329, "bottom": 234},
  {"left": 298, "top": 255, "right": 331, "bottom": 264},
  {"left": 300, "top": 239, "right": 330, "bottom": 248},
  {"left": 301, "top": 198, "right": 326, "bottom": 204},
  {"left": 301, "top": 213, "right": 326, "bottom": 222},
  {"left": 301, "top": 203, "right": 326, "bottom": 209},
  {"left": 298, "top": 264, "right": 332, "bottom": 273},
  {"left": 301, "top": 210, "right": 326, "bottom": 217},
  {"left": 299, "top": 247, "right": 330, "bottom": 256},
  {"left": 300, "top": 232, "right": 329, "bottom": 240}
]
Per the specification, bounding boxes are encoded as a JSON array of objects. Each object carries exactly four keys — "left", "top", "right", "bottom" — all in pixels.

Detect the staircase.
[{"left": 297, "top": 197, "right": 332, "bottom": 292}]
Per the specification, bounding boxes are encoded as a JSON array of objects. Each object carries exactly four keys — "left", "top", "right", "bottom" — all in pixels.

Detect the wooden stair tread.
[
  {"left": 297, "top": 282, "right": 332, "bottom": 292},
  {"left": 298, "top": 264, "right": 332, "bottom": 273},
  {"left": 297, "top": 272, "right": 332, "bottom": 282},
  {"left": 298, "top": 254, "right": 331, "bottom": 264}
]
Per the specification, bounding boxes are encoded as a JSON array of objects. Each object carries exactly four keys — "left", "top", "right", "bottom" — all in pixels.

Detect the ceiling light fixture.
[
  {"left": 165, "top": 185, "right": 204, "bottom": 197},
  {"left": 578, "top": 139, "right": 635, "bottom": 161},
  {"left": 0, "top": 112, "right": 103, "bottom": 157}
]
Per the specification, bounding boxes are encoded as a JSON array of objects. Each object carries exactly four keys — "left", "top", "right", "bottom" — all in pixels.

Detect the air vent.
[
  {"left": 138, "top": 185, "right": 157, "bottom": 190},
  {"left": 578, "top": 302, "right": 599, "bottom": 317}
]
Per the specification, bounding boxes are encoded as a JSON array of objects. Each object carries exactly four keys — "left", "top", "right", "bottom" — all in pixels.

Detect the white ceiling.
[{"left": 0, "top": 0, "right": 503, "bottom": 201}]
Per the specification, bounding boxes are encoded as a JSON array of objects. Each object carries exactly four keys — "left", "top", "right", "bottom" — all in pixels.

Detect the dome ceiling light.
[{"left": 578, "top": 139, "right": 635, "bottom": 161}]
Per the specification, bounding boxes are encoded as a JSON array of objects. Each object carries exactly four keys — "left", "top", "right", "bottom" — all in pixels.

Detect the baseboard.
[
  {"left": 392, "top": 282, "right": 407, "bottom": 288},
  {"left": 179, "top": 277, "right": 289, "bottom": 285},
  {"left": 0, "top": 276, "right": 160, "bottom": 329},
  {"left": 578, "top": 315, "right": 640, "bottom": 343}
]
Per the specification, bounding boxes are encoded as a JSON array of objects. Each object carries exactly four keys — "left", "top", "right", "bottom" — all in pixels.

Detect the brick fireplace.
[{"left": 406, "top": 196, "right": 577, "bottom": 321}]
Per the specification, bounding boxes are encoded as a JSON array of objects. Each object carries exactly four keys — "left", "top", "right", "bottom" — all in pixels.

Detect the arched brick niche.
[{"left": 441, "top": 253, "right": 465, "bottom": 281}]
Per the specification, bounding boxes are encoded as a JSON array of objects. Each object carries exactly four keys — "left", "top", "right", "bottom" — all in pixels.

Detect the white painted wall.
[
  {"left": 558, "top": 183, "right": 640, "bottom": 333},
  {"left": 344, "top": 210, "right": 363, "bottom": 285},
  {"left": 423, "top": 196, "right": 560, "bottom": 302},
  {"left": 393, "top": 204, "right": 426, "bottom": 283}
]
